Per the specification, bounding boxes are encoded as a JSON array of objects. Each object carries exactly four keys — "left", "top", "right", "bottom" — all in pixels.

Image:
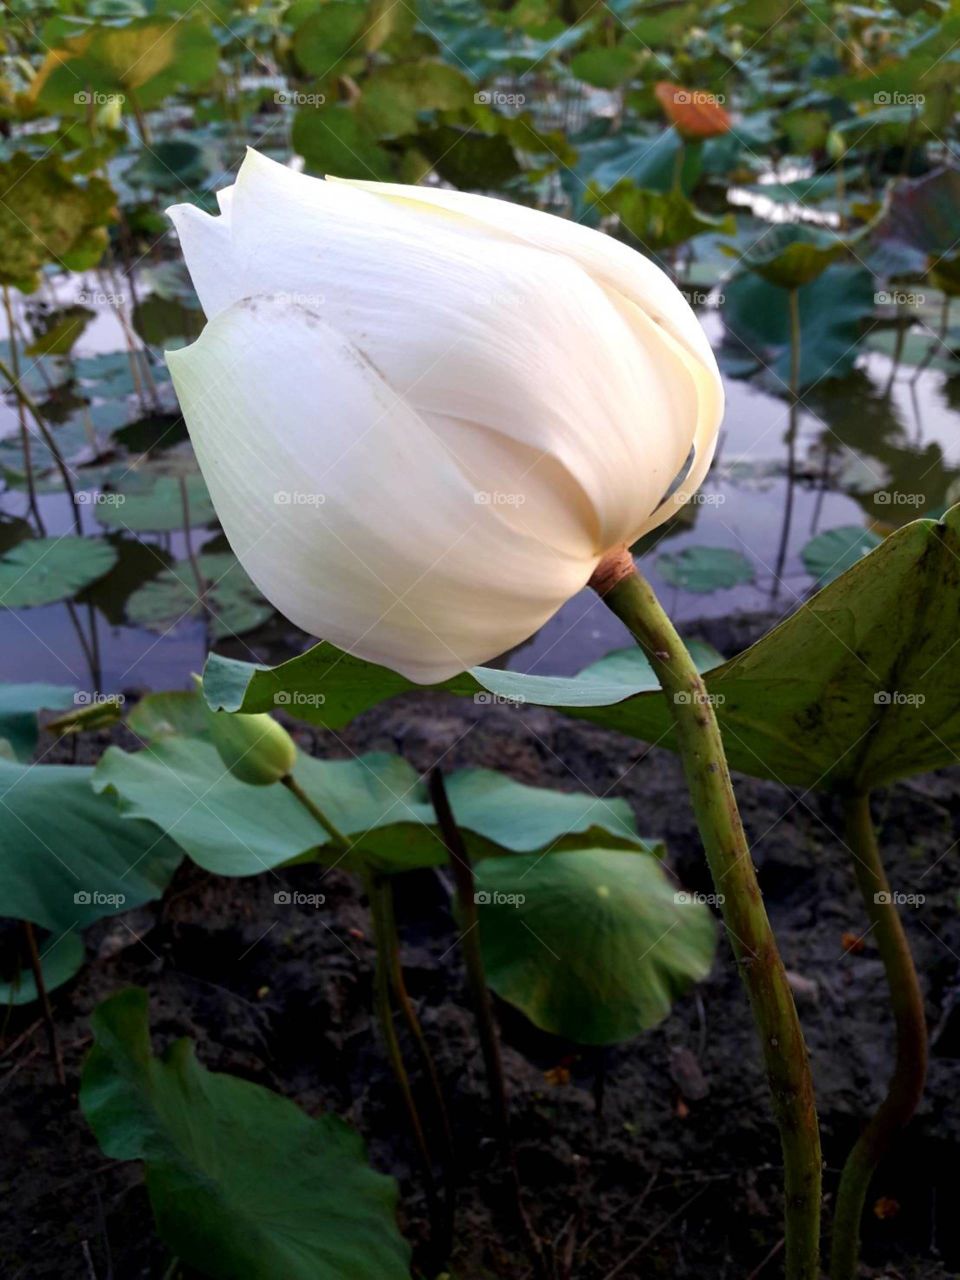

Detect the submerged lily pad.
[
  {"left": 475, "top": 849, "right": 716, "bottom": 1044},
  {"left": 0, "top": 538, "right": 118, "bottom": 608},
  {"left": 801, "top": 526, "right": 883, "bottom": 586},
  {"left": 81, "top": 988, "right": 411, "bottom": 1280},
  {"left": 125, "top": 553, "right": 272, "bottom": 639},
  {"left": 657, "top": 546, "right": 755, "bottom": 593},
  {"left": 94, "top": 473, "right": 216, "bottom": 532},
  {"left": 0, "top": 683, "right": 76, "bottom": 760}
]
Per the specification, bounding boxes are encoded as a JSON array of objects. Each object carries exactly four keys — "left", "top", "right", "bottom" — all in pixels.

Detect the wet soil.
[{"left": 2, "top": 613, "right": 959, "bottom": 1280}]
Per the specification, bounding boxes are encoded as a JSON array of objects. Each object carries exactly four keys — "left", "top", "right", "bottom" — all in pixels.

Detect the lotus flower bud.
[
  {"left": 166, "top": 150, "right": 723, "bottom": 683},
  {"left": 197, "top": 677, "right": 296, "bottom": 786}
]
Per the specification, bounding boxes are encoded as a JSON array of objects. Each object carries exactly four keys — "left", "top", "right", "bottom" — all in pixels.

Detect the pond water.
[{"left": 2, "top": 278, "right": 958, "bottom": 693}]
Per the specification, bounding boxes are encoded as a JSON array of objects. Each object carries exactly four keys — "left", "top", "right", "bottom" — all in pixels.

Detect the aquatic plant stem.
[
  {"left": 380, "top": 875, "right": 456, "bottom": 1255},
  {"left": 830, "top": 791, "right": 927, "bottom": 1280},
  {"left": 22, "top": 921, "right": 65, "bottom": 1088},
  {"left": 773, "top": 286, "right": 801, "bottom": 597},
  {"left": 0, "top": 354, "right": 81, "bottom": 534},
  {"left": 2, "top": 288, "right": 44, "bottom": 532},
  {"left": 278, "top": 776, "right": 446, "bottom": 1249},
  {"left": 591, "top": 549, "right": 821, "bottom": 1280},
  {"left": 428, "top": 768, "right": 548, "bottom": 1279},
  {"left": 365, "top": 870, "right": 441, "bottom": 1227}
]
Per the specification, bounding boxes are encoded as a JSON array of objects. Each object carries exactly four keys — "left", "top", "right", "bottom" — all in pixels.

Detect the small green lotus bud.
[
  {"left": 208, "top": 708, "right": 297, "bottom": 785},
  {"left": 826, "top": 128, "right": 846, "bottom": 161}
]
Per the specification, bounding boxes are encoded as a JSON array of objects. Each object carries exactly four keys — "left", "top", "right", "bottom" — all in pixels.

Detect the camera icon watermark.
[
  {"left": 474, "top": 890, "right": 526, "bottom": 906},
  {"left": 77, "top": 289, "right": 124, "bottom": 307},
  {"left": 874, "top": 490, "right": 925, "bottom": 507},
  {"left": 474, "top": 90, "right": 525, "bottom": 107},
  {"left": 274, "top": 491, "right": 326, "bottom": 506},
  {"left": 874, "top": 690, "right": 925, "bottom": 706},
  {"left": 674, "top": 690, "right": 725, "bottom": 706},
  {"left": 674, "top": 890, "right": 725, "bottom": 906},
  {"left": 874, "top": 91, "right": 924, "bottom": 106},
  {"left": 74, "top": 691, "right": 126, "bottom": 707},
  {"left": 275, "top": 90, "right": 326, "bottom": 107},
  {"left": 74, "top": 91, "right": 125, "bottom": 106},
  {"left": 473, "top": 691, "right": 525, "bottom": 708},
  {"left": 76, "top": 491, "right": 126, "bottom": 507},
  {"left": 874, "top": 890, "right": 924, "bottom": 907},
  {"left": 273, "top": 691, "right": 326, "bottom": 707},
  {"left": 474, "top": 491, "right": 526, "bottom": 507},
  {"left": 274, "top": 889, "right": 326, "bottom": 907},
  {"left": 675, "top": 489, "right": 725, "bottom": 506},
  {"left": 74, "top": 889, "right": 126, "bottom": 906},
  {"left": 874, "top": 290, "right": 925, "bottom": 307}
]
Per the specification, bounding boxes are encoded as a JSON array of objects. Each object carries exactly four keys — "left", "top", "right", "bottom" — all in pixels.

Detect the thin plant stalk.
[
  {"left": 278, "top": 776, "right": 446, "bottom": 1245},
  {"left": 2, "top": 287, "right": 44, "bottom": 532},
  {"left": 911, "top": 293, "right": 950, "bottom": 384},
  {"left": 428, "top": 769, "right": 547, "bottom": 1280},
  {"left": 0, "top": 353, "right": 81, "bottom": 534},
  {"left": 773, "top": 285, "right": 801, "bottom": 598},
  {"left": 21, "top": 921, "right": 66, "bottom": 1088},
  {"left": 830, "top": 791, "right": 927, "bottom": 1280},
  {"left": 380, "top": 875, "right": 456, "bottom": 1255},
  {"left": 591, "top": 551, "right": 821, "bottom": 1280},
  {"left": 365, "top": 870, "right": 442, "bottom": 1225}
]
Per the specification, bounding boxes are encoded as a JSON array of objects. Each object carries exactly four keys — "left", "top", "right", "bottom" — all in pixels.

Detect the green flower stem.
[
  {"left": 428, "top": 768, "right": 547, "bottom": 1280},
  {"left": 365, "top": 870, "right": 441, "bottom": 1224},
  {"left": 22, "top": 920, "right": 65, "bottom": 1089},
  {"left": 592, "top": 551, "right": 821, "bottom": 1280},
  {"left": 830, "top": 791, "right": 927, "bottom": 1280},
  {"left": 380, "top": 876, "right": 456, "bottom": 1256},
  {"left": 278, "top": 775, "right": 446, "bottom": 1248},
  {"left": 279, "top": 773, "right": 351, "bottom": 851}
]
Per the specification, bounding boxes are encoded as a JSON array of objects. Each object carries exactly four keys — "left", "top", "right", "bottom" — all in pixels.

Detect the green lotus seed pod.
[{"left": 207, "top": 705, "right": 297, "bottom": 786}]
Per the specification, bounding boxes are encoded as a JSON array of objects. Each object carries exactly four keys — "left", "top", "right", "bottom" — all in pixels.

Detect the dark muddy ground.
[{"left": 3, "top": 613, "right": 960, "bottom": 1280}]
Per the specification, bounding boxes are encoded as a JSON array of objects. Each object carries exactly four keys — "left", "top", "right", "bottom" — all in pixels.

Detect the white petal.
[
  {"left": 168, "top": 150, "right": 717, "bottom": 554},
  {"left": 166, "top": 296, "right": 598, "bottom": 683},
  {"left": 331, "top": 173, "right": 721, "bottom": 376}
]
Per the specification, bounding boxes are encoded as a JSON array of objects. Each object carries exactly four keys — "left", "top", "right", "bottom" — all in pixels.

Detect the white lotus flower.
[{"left": 166, "top": 149, "right": 723, "bottom": 683}]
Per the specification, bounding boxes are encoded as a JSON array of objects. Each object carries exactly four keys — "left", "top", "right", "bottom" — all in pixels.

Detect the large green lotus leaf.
[
  {"left": 474, "top": 849, "right": 716, "bottom": 1045},
  {"left": 30, "top": 18, "right": 219, "bottom": 112},
  {"left": 357, "top": 62, "right": 473, "bottom": 138},
  {"left": 0, "top": 683, "right": 75, "bottom": 760},
  {"left": 80, "top": 988, "right": 411, "bottom": 1280},
  {"left": 590, "top": 181, "right": 735, "bottom": 253},
  {"left": 93, "top": 738, "right": 654, "bottom": 876},
  {"left": 721, "top": 263, "right": 875, "bottom": 391},
  {"left": 94, "top": 473, "right": 215, "bottom": 532},
  {"left": 867, "top": 167, "right": 960, "bottom": 277},
  {"left": 292, "top": 0, "right": 368, "bottom": 76},
  {"left": 0, "top": 930, "right": 86, "bottom": 1006},
  {"left": 25, "top": 306, "right": 94, "bottom": 357},
  {"left": 126, "top": 554, "right": 272, "bottom": 640},
  {"left": 0, "top": 154, "right": 115, "bottom": 293},
  {"left": 292, "top": 106, "right": 394, "bottom": 180},
  {"left": 0, "top": 758, "right": 182, "bottom": 933},
  {"left": 737, "top": 225, "right": 845, "bottom": 289},
  {"left": 0, "top": 538, "right": 118, "bottom": 608},
  {"left": 204, "top": 506, "right": 960, "bottom": 791}
]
